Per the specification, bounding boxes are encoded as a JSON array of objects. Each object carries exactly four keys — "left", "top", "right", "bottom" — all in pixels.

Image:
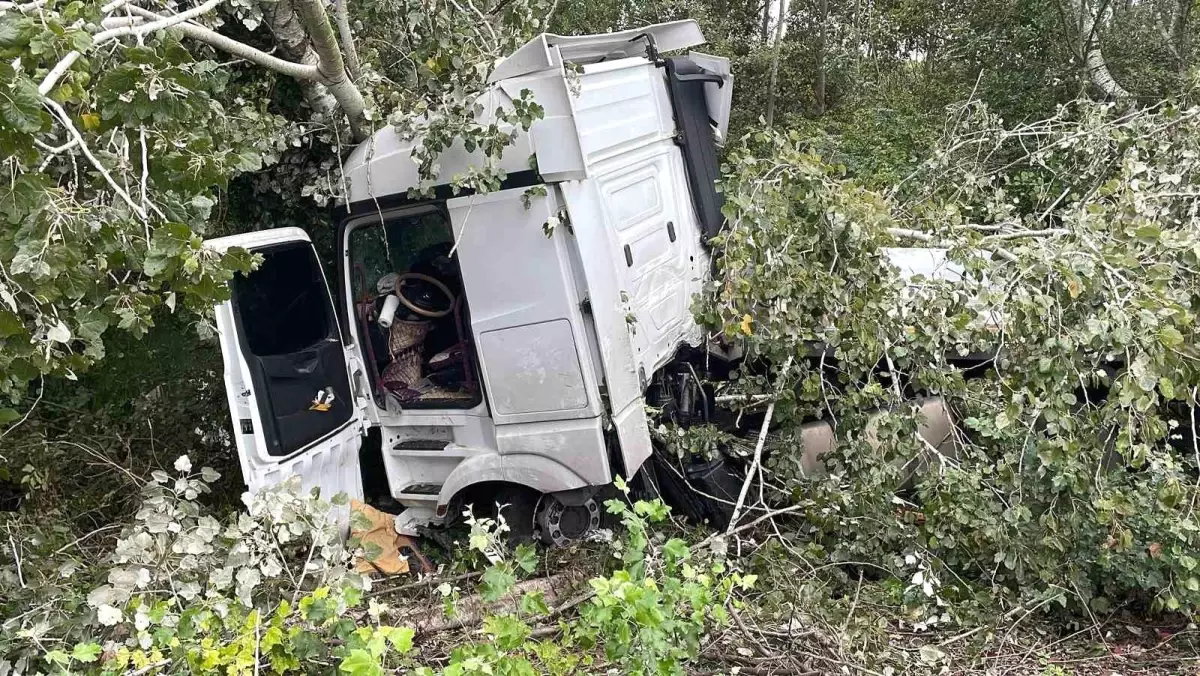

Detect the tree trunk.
[
  {"left": 334, "top": 0, "right": 362, "bottom": 82},
  {"left": 1157, "top": 0, "right": 1192, "bottom": 75},
  {"left": 259, "top": 0, "right": 369, "bottom": 141},
  {"left": 764, "top": 0, "right": 787, "bottom": 127},
  {"left": 290, "top": 0, "right": 369, "bottom": 140},
  {"left": 815, "top": 0, "right": 827, "bottom": 116},
  {"left": 1073, "top": 0, "right": 1132, "bottom": 101},
  {"left": 760, "top": 0, "right": 770, "bottom": 41}
]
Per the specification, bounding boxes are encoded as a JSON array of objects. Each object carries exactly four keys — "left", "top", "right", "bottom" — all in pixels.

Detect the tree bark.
[
  {"left": 1156, "top": 0, "right": 1192, "bottom": 74},
  {"left": 764, "top": 0, "right": 786, "bottom": 127},
  {"left": 259, "top": 0, "right": 369, "bottom": 141},
  {"left": 1072, "top": 0, "right": 1133, "bottom": 100},
  {"left": 334, "top": 0, "right": 362, "bottom": 82},
  {"left": 759, "top": 0, "right": 770, "bottom": 42},
  {"left": 290, "top": 0, "right": 369, "bottom": 140},
  {"left": 815, "top": 0, "right": 827, "bottom": 116}
]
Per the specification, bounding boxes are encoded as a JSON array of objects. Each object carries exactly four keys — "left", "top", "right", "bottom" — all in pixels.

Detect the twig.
[
  {"left": 126, "top": 659, "right": 170, "bottom": 675},
  {"left": 40, "top": 0, "right": 225, "bottom": 96},
  {"left": 52, "top": 524, "right": 123, "bottom": 555},
  {"left": 8, "top": 533, "right": 25, "bottom": 588},
  {"left": 365, "top": 570, "right": 480, "bottom": 598},
  {"left": 43, "top": 99, "right": 148, "bottom": 221},
  {"left": 795, "top": 649, "right": 889, "bottom": 676},
  {"left": 0, "top": 375, "right": 42, "bottom": 442},
  {"left": 697, "top": 503, "right": 806, "bottom": 551},
  {"left": 726, "top": 357, "right": 793, "bottom": 534},
  {"left": 731, "top": 608, "right": 771, "bottom": 657}
]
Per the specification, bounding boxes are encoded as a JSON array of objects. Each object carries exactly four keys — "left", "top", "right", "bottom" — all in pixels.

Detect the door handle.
[
  {"left": 624, "top": 244, "right": 633, "bottom": 267},
  {"left": 667, "top": 221, "right": 676, "bottom": 242}
]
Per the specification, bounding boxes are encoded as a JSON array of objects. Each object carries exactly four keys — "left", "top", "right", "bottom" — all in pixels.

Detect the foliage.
[
  {"left": 568, "top": 478, "right": 743, "bottom": 675},
  {"left": 702, "top": 93, "right": 1200, "bottom": 619},
  {"left": 0, "top": 14, "right": 273, "bottom": 405},
  {"left": 1, "top": 461, "right": 739, "bottom": 675}
]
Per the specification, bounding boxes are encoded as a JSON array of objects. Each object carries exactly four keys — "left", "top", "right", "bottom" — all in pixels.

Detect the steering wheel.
[{"left": 394, "top": 272, "right": 455, "bottom": 319}]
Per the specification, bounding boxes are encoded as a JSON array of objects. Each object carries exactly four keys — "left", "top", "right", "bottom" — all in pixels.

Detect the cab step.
[
  {"left": 389, "top": 443, "right": 476, "bottom": 459},
  {"left": 393, "top": 439, "right": 450, "bottom": 450},
  {"left": 395, "top": 483, "right": 442, "bottom": 506}
]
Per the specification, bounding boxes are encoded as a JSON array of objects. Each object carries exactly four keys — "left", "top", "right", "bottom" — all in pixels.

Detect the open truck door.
[{"left": 207, "top": 228, "right": 365, "bottom": 511}]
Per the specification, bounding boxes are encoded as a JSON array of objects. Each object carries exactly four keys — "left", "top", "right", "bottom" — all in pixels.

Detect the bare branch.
[
  {"left": 0, "top": 0, "right": 46, "bottom": 11},
  {"left": 40, "top": 0, "right": 225, "bottom": 96},
  {"left": 122, "top": 4, "right": 320, "bottom": 80},
  {"left": 42, "top": 98, "right": 148, "bottom": 221},
  {"left": 726, "top": 356, "right": 793, "bottom": 535},
  {"left": 333, "top": 0, "right": 361, "bottom": 81},
  {"left": 290, "top": 0, "right": 369, "bottom": 140}
]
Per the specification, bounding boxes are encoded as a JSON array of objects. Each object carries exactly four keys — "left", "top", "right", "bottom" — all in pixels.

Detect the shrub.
[{"left": 703, "top": 96, "right": 1200, "bottom": 617}]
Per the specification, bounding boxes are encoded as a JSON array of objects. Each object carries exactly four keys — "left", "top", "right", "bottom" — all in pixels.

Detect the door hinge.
[
  {"left": 579, "top": 297, "right": 592, "bottom": 315},
  {"left": 239, "top": 419, "right": 254, "bottom": 434}
]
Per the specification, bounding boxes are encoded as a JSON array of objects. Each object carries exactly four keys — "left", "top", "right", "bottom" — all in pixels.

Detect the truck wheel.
[{"left": 536, "top": 494, "right": 601, "bottom": 547}]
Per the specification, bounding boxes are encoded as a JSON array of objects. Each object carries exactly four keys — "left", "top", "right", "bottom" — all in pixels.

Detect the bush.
[
  {"left": 1, "top": 461, "right": 745, "bottom": 675},
  {"left": 703, "top": 96, "right": 1200, "bottom": 617}
]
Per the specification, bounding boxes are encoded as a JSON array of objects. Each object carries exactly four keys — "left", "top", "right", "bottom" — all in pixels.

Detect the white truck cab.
[{"left": 206, "top": 21, "right": 734, "bottom": 542}]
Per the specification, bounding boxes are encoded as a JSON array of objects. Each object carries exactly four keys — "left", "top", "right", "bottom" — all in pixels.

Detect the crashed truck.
[{"left": 205, "top": 20, "right": 957, "bottom": 544}]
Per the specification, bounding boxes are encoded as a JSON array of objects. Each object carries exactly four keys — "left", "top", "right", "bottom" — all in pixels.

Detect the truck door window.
[{"left": 234, "top": 243, "right": 332, "bottom": 356}]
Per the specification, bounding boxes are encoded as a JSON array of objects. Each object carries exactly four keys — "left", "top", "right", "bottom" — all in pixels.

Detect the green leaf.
[
  {"left": 0, "top": 15, "right": 32, "bottom": 48},
  {"left": 1158, "top": 326, "right": 1184, "bottom": 348},
  {"left": 519, "top": 590, "right": 549, "bottom": 616},
  {"left": 514, "top": 543, "right": 538, "bottom": 574},
  {"left": 71, "top": 642, "right": 102, "bottom": 663},
  {"left": 663, "top": 538, "right": 689, "bottom": 562},
  {"left": 43, "top": 650, "right": 70, "bottom": 666},
  {"left": 0, "top": 310, "right": 24, "bottom": 338},
  {"left": 338, "top": 649, "right": 383, "bottom": 676},
  {"left": 384, "top": 626, "right": 414, "bottom": 655},
  {"left": 480, "top": 564, "right": 516, "bottom": 602},
  {"left": 482, "top": 614, "right": 531, "bottom": 650},
  {"left": 75, "top": 307, "right": 110, "bottom": 343},
  {"left": 0, "top": 408, "right": 20, "bottom": 425},
  {"left": 0, "top": 74, "right": 47, "bottom": 134}
]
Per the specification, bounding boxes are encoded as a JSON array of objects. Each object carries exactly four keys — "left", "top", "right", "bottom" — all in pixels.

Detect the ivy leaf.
[
  {"left": 663, "top": 538, "right": 689, "bottom": 563},
  {"left": 384, "top": 626, "right": 414, "bottom": 655},
  {"left": 519, "top": 590, "right": 549, "bottom": 616},
  {"left": 482, "top": 614, "right": 531, "bottom": 650}
]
